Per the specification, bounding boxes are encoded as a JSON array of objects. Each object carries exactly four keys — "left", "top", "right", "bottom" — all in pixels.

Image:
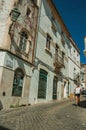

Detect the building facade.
[
  {"left": 68, "top": 37, "right": 80, "bottom": 97},
  {"left": 29, "top": 0, "right": 72, "bottom": 104},
  {"left": 0, "top": 0, "right": 80, "bottom": 108},
  {"left": 0, "top": 0, "right": 39, "bottom": 108},
  {"left": 80, "top": 64, "right": 86, "bottom": 89}
]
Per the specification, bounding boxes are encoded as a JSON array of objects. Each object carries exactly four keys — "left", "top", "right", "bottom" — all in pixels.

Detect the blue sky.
[{"left": 53, "top": 0, "right": 86, "bottom": 64}]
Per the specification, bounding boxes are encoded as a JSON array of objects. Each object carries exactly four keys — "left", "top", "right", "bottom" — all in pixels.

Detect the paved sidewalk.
[{"left": 0, "top": 96, "right": 86, "bottom": 130}]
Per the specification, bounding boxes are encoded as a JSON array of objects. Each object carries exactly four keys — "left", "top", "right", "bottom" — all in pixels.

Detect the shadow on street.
[
  {"left": 72, "top": 96, "right": 86, "bottom": 108},
  {"left": 0, "top": 126, "right": 11, "bottom": 130},
  {"left": 79, "top": 99, "right": 86, "bottom": 108}
]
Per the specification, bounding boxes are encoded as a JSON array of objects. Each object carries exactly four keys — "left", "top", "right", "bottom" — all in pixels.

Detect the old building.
[
  {"left": 29, "top": 0, "right": 73, "bottom": 104},
  {"left": 0, "top": 0, "right": 39, "bottom": 108},
  {"left": 68, "top": 37, "right": 80, "bottom": 98}
]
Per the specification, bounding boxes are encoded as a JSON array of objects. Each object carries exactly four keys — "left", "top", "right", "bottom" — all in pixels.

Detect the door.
[
  {"left": 38, "top": 69, "right": 48, "bottom": 99},
  {"left": 53, "top": 76, "right": 58, "bottom": 99}
]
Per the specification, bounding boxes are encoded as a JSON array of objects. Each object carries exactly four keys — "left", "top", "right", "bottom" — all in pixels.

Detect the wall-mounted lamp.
[
  {"left": 9, "top": 8, "right": 20, "bottom": 33},
  {"left": 83, "top": 36, "right": 86, "bottom": 56}
]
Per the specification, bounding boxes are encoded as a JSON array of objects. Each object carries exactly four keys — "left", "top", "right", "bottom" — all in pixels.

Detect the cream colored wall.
[
  {"left": 68, "top": 41, "right": 80, "bottom": 96},
  {"left": 0, "top": 67, "right": 14, "bottom": 97}
]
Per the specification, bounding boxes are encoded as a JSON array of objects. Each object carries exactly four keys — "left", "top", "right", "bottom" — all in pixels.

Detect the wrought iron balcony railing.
[
  {"left": 53, "top": 53, "right": 64, "bottom": 69},
  {"left": 73, "top": 73, "right": 80, "bottom": 83}
]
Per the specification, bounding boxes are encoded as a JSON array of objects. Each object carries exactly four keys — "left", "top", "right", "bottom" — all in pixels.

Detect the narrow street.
[{"left": 0, "top": 96, "right": 86, "bottom": 130}]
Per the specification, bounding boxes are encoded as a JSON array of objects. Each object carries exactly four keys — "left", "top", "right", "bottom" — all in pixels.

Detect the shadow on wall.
[
  {"left": 0, "top": 100, "right": 3, "bottom": 110},
  {"left": 0, "top": 126, "right": 11, "bottom": 130}
]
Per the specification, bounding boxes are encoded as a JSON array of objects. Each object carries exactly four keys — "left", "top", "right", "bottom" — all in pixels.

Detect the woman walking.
[{"left": 74, "top": 84, "right": 81, "bottom": 106}]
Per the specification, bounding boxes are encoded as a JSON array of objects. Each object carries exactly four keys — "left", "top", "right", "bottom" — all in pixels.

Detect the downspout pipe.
[{"left": 33, "top": 0, "right": 42, "bottom": 68}]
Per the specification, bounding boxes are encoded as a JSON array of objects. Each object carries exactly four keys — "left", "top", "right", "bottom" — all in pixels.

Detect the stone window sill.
[{"left": 44, "top": 47, "right": 52, "bottom": 57}]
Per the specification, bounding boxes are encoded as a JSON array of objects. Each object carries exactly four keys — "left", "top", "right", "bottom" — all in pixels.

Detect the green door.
[
  {"left": 38, "top": 69, "right": 48, "bottom": 99},
  {"left": 53, "top": 77, "right": 58, "bottom": 99}
]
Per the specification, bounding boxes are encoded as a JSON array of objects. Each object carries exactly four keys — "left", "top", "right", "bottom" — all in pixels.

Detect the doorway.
[{"left": 53, "top": 76, "right": 58, "bottom": 99}]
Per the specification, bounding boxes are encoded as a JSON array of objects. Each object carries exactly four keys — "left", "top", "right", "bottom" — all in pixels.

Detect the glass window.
[
  {"left": 55, "top": 44, "right": 59, "bottom": 52},
  {"left": 46, "top": 34, "right": 52, "bottom": 50},
  {"left": 26, "top": 8, "right": 31, "bottom": 18},
  {"left": 19, "top": 31, "right": 28, "bottom": 52},
  {"left": 12, "top": 68, "right": 24, "bottom": 96}
]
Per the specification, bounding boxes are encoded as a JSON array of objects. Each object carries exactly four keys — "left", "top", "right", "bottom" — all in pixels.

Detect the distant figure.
[{"left": 74, "top": 84, "right": 81, "bottom": 106}]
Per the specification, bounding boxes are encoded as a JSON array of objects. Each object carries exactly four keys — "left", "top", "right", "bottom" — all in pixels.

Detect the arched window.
[
  {"left": 19, "top": 31, "right": 28, "bottom": 52},
  {"left": 12, "top": 68, "right": 24, "bottom": 96}
]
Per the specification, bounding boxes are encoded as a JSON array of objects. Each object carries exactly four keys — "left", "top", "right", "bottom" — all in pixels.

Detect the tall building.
[
  {"left": 68, "top": 37, "right": 80, "bottom": 98},
  {"left": 29, "top": 0, "right": 74, "bottom": 104}
]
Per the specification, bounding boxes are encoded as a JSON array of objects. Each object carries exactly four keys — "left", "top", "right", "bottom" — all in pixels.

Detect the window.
[
  {"left": 17, "top": 0, "right": 22, "bottom": 4},
  {"left": 51, "top": 17, "right": 57, "bottom": 34},
  {"left": 19, "top": 31, "right": 28, "bottom": 52},
  {"left": 61, "top": 38, "right": 65, "bottom": 47},
  {"left": 81, "top": 72, "right": 84, "bottom": 81},
  {"left": 26, "top": 8, "right": 31, "bottom": 18},
  {"left": 38, "top": 69, "right": 48, "bottom": 99},
  {"left": 31, "top": 0, "right": 37, "bottom": 4},
  {"left": 62, "top": 51, "right": 65, "bottom": 59},
  {"left": 73, "top": 68, "right": 76, "bottom": 79},
  {"left": 46, "top": 34, "right": 52, "bottom": 50},
  {"left": 12, "top": 68, "right": 24, "bottom": 96},
  {"left": 55, "top": 44, "right": 59, "bottom": 52}
]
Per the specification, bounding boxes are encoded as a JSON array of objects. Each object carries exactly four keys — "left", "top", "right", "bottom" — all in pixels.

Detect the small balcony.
[
  {"left": 53, "top": 53, "right": 64, "bottom": 69},
  {"left": 73, "top": 73, "right": 80, "bottom": 83}
]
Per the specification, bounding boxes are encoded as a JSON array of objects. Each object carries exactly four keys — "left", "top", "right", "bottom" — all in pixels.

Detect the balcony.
[
  {"left": 73, "top": 73, "right": 80, "bottom": 83},
  {"left": 53, "top": 52, "right": 64, "bottom": 69}
]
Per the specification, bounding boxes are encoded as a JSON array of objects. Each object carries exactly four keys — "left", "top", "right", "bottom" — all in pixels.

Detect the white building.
[
  {"left": 68, "top": 37, "right": 80, "bottom": 97},
  {"left": 29, "top": 0, "right": 71, "bottom": 104}
]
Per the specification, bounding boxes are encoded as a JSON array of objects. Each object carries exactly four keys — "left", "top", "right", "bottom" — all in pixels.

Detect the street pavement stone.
[{"left": 0, "top": 96, "right": 86, "bottom": 130}]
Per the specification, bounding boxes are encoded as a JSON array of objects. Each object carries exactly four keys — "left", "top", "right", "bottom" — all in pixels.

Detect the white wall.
[{"left": 68, "top": 41, "right": 80, "bottom": 94}]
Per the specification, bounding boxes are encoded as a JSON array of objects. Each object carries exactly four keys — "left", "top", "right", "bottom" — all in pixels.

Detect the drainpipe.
[{"left": 32, "top": 0, "right": 42, "bottom": 68}]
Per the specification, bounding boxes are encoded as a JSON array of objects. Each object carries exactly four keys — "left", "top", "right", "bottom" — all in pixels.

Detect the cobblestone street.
[{"left": 0, "top": 96, "right": 86, "bottom": 130}]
